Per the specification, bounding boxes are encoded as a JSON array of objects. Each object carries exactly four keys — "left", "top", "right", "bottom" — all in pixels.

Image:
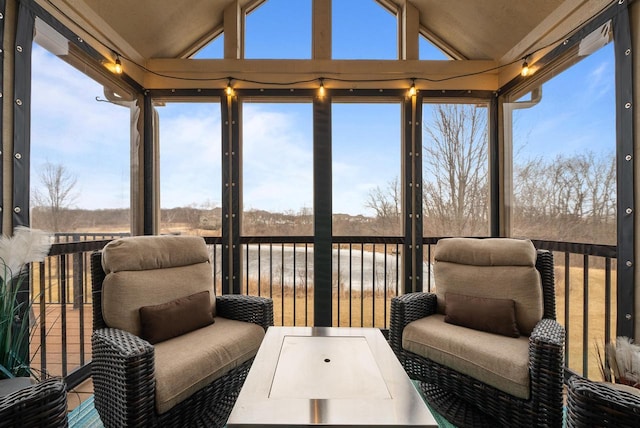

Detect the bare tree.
[
  {"left": 422, "top": 104, "right": 488, "bottom": 236},
  {"left": 513, "top": 151, "right": 616, "bottom": 244},
  {"left": 365, "top": 177, "right": 401, "bottom": 234},
  {"left": 32, "top": 162, "right": 78, "bottom": 232}
]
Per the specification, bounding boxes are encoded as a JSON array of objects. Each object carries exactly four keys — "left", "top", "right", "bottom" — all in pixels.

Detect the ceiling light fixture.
[{"left": 318, "top": 78, "right": 326, "bottom": 97}]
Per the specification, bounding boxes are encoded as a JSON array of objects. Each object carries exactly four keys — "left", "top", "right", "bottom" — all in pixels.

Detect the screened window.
[
  {"left": 241, "top": 102, "right": 314, "bottom": 235},
  {"left": 422, "top": 103, "right": 490, "bottom": 237},
  {"left": 31, "top": 24, "right": 132, "bottom": 239},
  {"left": 508, "top": 43, "right": 616, "bottom": 245},
  {"left": 332, "top": 102, "right": 401, "bottom": 235},
  {"left": 157, "top": 101, "right": 222, "bottom": 236},
  {"left": 505, "top": 33, "right": 617, "bottom": 379}
]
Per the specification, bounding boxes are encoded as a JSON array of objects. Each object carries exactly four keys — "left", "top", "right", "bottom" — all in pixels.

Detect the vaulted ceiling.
[
  {"left": 34, "top": 0, "right": 612, "bottom": 91},
  {"left": 41, "top": 0, "right": 610, "bottom": 62}
]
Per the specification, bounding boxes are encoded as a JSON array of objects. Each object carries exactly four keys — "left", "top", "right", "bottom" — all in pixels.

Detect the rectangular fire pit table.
[{"left": 227, "top": 326, "right": 437, "bottom": 427}]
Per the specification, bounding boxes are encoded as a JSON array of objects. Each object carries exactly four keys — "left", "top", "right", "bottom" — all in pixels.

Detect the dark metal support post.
[
  {"left": 313, "top": 94, "right": 332, "bottom": 326},
  {"left": 403, "top": 94, "right": 423, "bottom": 293},
  {"left": 229, "top": 96, "right": 241, "bottom": 294},
  {"left": 613, "top": 2, "right": 635, "bottom": 338}
]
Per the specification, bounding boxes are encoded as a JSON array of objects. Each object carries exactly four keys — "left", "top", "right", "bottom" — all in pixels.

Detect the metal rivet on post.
[
  {"left": 626, "top": 314, "right": 632, "bottom": 320},
  {"left": 13, "top": 207, "right": 21, "bottom": 213},
  {"left": 626, "top": 208, "right": 633, "bottom": 214},
  {"left": 14, "top": 153, "right": 21, "bottom": 159},
  {"left": 16, "top": 45, "right": 22, "bottom": 52},
  {"left": 626, "top": 260, "right": 633, "bottom": 267},
  {"left": 626, "top": 154, "right": 633, "bottom": 161},
  {"left": 15, "top": 99, "right": 22, "bottom": 106},
  {"left": 625, "top": 102, "right": 632, "bottom": 109}
]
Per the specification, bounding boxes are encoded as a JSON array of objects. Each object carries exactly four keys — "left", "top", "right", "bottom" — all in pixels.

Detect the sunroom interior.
[{"left": 0, "top": 0, "right": 638, "bottom": 423}]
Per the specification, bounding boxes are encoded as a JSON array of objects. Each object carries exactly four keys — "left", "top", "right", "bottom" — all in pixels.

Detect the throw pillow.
[
  {"left": 444, "top": 292, "right": 520, "bottom": 338},
  {"left": 139, "top": 290, "right": 214, "bottom": 344}
]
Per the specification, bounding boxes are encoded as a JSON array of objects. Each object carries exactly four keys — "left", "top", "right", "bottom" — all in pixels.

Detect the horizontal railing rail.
[{"left": 28, "top": 233, "right": 616, "bottom": 389}]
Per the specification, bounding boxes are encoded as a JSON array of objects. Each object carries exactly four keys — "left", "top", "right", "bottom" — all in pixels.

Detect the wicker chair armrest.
[
  {"left": 91, "top": 328, "right": 156, "bottom": 427},
  {"left": 216, "top": 295, "right": 274, "bottom": 330},
  {"left": 528, "top": 318, "right": 565, "bottom": 427},
  {"left": 0, "top": 377, "right": 67, "bottom": 428},
  {"left": 567, "top": 375, "right": 640, "bottom": 427},
  {"left": 389, "top": 292, "right": 437, "bottom": 356}
]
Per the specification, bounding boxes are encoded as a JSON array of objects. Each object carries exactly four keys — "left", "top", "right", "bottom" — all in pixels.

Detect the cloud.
[
  {"left": 157, "top": 104, "right": 222, "bottom": 208},
  {"left": 241, "top": 104, "right": 313, "bottom": 212},
  {"left": 31, "top": 44, "right": 131, "bottom": 209},
  {"left": 29, "top": 46, "right": 400, "bottom": 215}
]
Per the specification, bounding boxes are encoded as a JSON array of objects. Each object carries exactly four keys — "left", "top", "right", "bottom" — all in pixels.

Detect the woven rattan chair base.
[
  {"left": 566, "top": 375, "right": 640, "bottom": 428},
  {"left": 418, "top": 382, "right": 500, "bottom": 428}
]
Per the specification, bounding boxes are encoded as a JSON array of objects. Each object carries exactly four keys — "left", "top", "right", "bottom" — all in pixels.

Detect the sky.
[{"left": 29, "top": 0, "right": 615, "bottom": 216}]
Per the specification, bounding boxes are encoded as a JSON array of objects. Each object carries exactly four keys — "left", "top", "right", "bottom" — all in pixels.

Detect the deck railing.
[{"left": 28, "top": 234, "right": 617, "bottom": 388}]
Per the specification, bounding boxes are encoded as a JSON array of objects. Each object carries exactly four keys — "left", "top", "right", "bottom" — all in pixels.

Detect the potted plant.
[{"left": 0, "top": 226, "right": 53, "bottom": 381}]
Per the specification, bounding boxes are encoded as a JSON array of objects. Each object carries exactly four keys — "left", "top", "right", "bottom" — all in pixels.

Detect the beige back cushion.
[
  {"left": 101, "top": 235, "right": 214, "bottom": 336},
  {"left": 434, "top": 237, "right": 543, "bottom": 335}
]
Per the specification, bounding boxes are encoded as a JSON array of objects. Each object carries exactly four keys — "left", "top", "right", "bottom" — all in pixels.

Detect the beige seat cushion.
[
  {"left": 153, "top": 317, "right": 265, "bottom": 414},
  {"left": 434, "top": 237, "right": 543, "bottom": 335},
  {"left": 403, "top": 315, "right": 531, "bottom": 399},
  {"left": 101, "top": 235, "right": 215, "bottom": 336}
]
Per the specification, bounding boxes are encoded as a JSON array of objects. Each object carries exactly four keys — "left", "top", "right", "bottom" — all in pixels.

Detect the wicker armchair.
[
  {"left": 0, "top": 377, "right": 68, "bottom": 428},
  {"left": 566, "top": 375, "right": 640, "bottom": 427},
  {"left": 390, "top": 238, "right": 565, "bottom": 428},
  {"left": 91, "top": 235, "right": 273, "bottom": 428}
]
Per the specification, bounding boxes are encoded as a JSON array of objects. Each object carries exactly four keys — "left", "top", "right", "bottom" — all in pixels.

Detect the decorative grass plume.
[
  {"left": 0, "top": 226, "right": 53, "bottom": 282},
  {"left": 0, "top": 226, "right": 53, "bottom": 379},
  {"left": 598, "top": 336, "right": 640, "bottom": 388}
]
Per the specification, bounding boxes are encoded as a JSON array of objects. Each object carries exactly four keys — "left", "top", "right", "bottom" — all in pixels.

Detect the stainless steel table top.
[{"left": 227, "top": 326, "right": 437, "bottom": 427}]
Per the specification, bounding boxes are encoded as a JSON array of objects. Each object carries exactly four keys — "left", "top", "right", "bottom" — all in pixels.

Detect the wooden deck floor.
[{"left": 29, "top": 303, "right": 93, "bottom": 380}]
